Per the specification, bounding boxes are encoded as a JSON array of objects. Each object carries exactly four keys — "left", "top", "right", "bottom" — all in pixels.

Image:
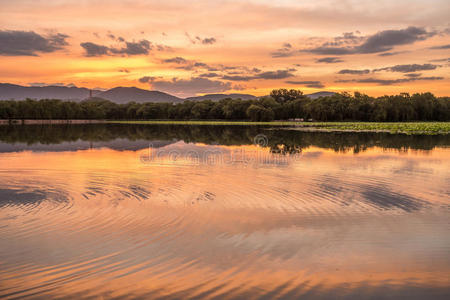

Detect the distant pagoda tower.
[{"left": 89, "top": 89, "right": 93, "bottom": 98}]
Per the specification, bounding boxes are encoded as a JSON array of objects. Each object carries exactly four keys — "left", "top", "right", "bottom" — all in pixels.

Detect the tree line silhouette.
[{"left": 0, "top": 89, "right": 449, "bottom": 121}]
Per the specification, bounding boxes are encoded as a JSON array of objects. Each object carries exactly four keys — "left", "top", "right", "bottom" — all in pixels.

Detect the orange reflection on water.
[{"left": 0, "top": 144, "right": 449, "bottom": 299}]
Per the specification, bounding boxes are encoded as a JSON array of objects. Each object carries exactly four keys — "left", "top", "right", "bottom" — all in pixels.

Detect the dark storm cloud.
[
  {"left": 257, "top": 70, "right": 294, "bottom": 79},
  {"left": 338, "top": 69, "right": 370, "bottom": 75},
  {"left": 285, "top": 80, "right": 325, "bottom": 88},
  {"left": 80, "top": 42, "right": 109, "bottom": 57},
  {"left": 430, "top": 44, "right": 450, "bottom": 49},
  {"left": 138, "top": 76, "right": 160, "bottom": 83},
  {"left": 185, "top": 32, "right": 217, "bottom": 45},
  {"left": 156, "top": 44, "right": 172, "bottom": 51},
  {"left": 161, "top": 58, "right": 255, "bottom": 74},
  {"left": 161, "top": 57, "right": 219, "bottom": 71},
  {"left": 199, "top": 72, "right": 220, "bottom": 78},
  {"left": 150, "top": 77, "right": 232, "bottom": 97},
  {"left": 334, "top": 63, "right": 440, "bottom": 77},
  {"left": 110, "top": 40, "right": 152, "bottom": 55},
  {"left": 49, "top": 33, "right": 69, "bottom": 46},
  {"left": 271, "top": 50, "right": 295, "bottom": 58},
  {"left": 356, "top": 27, "right": 433, "bottom": 53},
  {"left": 222, "top": 70, "right": 295, "bottom": 81},
  {"left": 80, "top": 38, "right": 163, "bottom": 57},
  {"left": 316, "top": 57, "right": 344, "bottom": 63},
  {"left": 271, "top": 43, "right": 297, "bottom": 58},
  {"left": 353, "top": 78, "right": 402, "bottom": 85},
  {"left": 0, "top": 30, "right": 69, "bottom": 56},
  {"left": 305, "top": 27, "right": 434, "bottom": 55},
  {"left": 200, "top": 37, "right": 216, "bottom": 45},
  {"left": 194, "top": 62, "right": 209, "bottom": 67},
  {"left": 378, "top": 51, "right": 406, "bottom": 57},
  {"left": 163, "top": 56, "right": 188, "bottom": 64},
  {"left": 336, "top": 76, "right": 444, "bottom": 86},
  {"left": 322, "top": 31, "right": 364, "bottom": 47},
  {"left": 404, "top": 73, "right": 422, "bottom": 78},
  {"left": 222, "top": 75, "right": 255, "bottom": 81},
  {"left": 305, "top": 46, "right": 354, "bottom": 55},
  {"left": 227, "top": 71, "right": 246, "bottom": 75},
  {"left": 373, "top": 63, "right": 438, "bottom": 73},
  {"left": 139, "top": 76, "right": 151, "bottom": 83},
  {"left": 159, "top": 57, "right": 292, "bottom": 82},
  {"left": 429, "top": 57, "right": 450, "bottom": 63}
]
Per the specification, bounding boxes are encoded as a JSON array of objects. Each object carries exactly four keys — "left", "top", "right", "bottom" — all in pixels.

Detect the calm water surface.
[{"left": 0, "top": 125, "right": 449, "bottom": 299}]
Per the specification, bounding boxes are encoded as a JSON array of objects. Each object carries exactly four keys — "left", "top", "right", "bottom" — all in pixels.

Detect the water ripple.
[{"left": 0, "top": 145, "right": 449, "bottom": 299}]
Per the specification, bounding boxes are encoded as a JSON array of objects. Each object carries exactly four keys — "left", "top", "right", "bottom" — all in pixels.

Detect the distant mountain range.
[
  {"left": 0, "top": 83, "right": 180, "bottom": 103},
  {"left": 305, "top": 91, "right": 336, "bottom": 99},
  {"left": 0, "top": 83, "right": 335, "bottom": 103},
  {"left": 185, "top": 93, "right": 257, "bottom": 101},
  {"left": 0, "top": 83, "right": 100, "bottom": 101},
  {"left": 97, "top": 87, "right": 181, "bottom": 103}
]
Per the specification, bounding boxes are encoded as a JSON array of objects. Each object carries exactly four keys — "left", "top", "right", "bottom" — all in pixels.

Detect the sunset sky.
[{"left": 0, "top": 0, "right": 449, "bottom": 97}]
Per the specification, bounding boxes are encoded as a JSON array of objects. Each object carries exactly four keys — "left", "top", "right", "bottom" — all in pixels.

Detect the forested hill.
[
  {"left": 0, "top": 89, "right": 448, "bottom": 122},
  {"left": 185, "top": 93, "right": 257, "bottom": 101}
]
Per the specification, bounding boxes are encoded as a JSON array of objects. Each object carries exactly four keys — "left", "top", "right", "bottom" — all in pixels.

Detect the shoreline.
[
  {"left": 0, "top": 119, "right": 106, "bottom": 125},
  {"left": 108, "top": 120, "right": 450, "bottom": 135},
  {"left": 0, "top": 120, "right": 448, "bottom": 135}
]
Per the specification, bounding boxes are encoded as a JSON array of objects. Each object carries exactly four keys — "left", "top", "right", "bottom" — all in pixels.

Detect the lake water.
[{"left": 0, "top": 124, "right": 449, "bottom": 299}]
